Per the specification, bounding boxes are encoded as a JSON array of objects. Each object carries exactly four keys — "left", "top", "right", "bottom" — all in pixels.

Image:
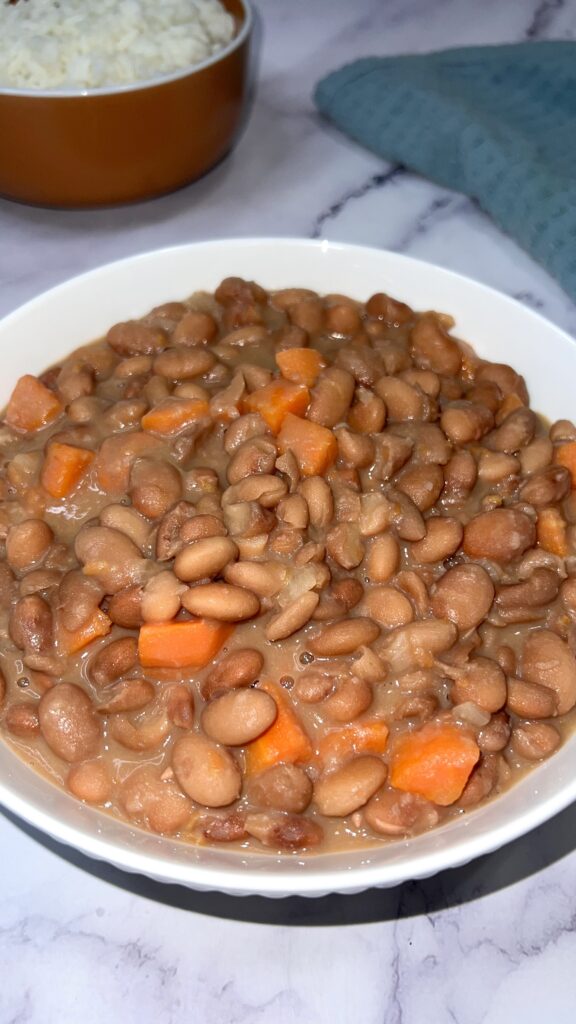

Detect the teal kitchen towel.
[{"left": 314, "top": 42, "right": 576, "bottom": 302}]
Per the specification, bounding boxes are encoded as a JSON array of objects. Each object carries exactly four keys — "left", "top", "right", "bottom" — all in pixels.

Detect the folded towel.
[{"left": 314, "top": 42, "right": 576, "bottom": 302}]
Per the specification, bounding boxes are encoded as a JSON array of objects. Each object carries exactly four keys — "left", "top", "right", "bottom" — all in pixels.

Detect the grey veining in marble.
[{"left": 2, "top": 1, "right": 576, "bottom": 1022}]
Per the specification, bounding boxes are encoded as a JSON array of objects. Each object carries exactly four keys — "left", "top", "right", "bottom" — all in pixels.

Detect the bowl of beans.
[
  {"left": 1, "top": 237, "right": 576, "bottom": 898},
  {"left": 0, "top": 0, "right": 251, "bottom": 207}
]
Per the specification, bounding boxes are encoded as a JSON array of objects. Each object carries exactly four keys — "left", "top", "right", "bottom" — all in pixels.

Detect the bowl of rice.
[{"left": 0, "top": 0, "right": 252, "bottom": 207}]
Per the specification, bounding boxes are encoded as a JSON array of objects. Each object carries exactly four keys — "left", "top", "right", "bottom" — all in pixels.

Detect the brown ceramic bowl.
[{"left": 0, "top": 0, "right": 251, "bottom": 208}]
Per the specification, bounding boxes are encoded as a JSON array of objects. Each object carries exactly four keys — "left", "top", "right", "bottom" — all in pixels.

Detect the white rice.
[{"left": 0, "top": 0, "right": 236, "bottom": 91}]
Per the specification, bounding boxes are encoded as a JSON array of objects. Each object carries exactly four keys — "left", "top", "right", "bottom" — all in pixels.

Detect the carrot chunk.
[
  {"left": 315, "top": 719, "right": 389, "bottom": 767},
  {"left": 41, "top": 442, "right": 94, "bottom": 499},
  {"left": 138, "top": 619, "right": 233, "bottom": 669},
  {"left": 244, "top": 680, "right": 313, "bottom": 774},
  {"left": 277, "top": 412, "right": 338, "bottom": 476},
  {"left": 58, "top": 608, "right": 112, "bottom": 656},
  {"left": 537, "top": 506, "right": 569, "bottom": 557},
  {"left": 5, "top": 375, "right": 62, "bottom": 434},
  {"left": 275, "top": 348, "right": 325, "bottom": 387},
  {"left": 141, "top": 398, "right": 210, "bottom": 436},
  {"left": 389, "top": 722, "right": 480, "bottom": 806},
  {"left": 242, "top": 380, "right": 310, "bottom": 434},
  {"left": 555, "top": 441, "right": 576, "bottom": 488}
]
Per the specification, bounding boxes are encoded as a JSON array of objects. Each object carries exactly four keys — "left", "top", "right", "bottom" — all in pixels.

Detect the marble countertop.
[{"left": 2, "top": 1, "right": 576, "bottom": 1021}]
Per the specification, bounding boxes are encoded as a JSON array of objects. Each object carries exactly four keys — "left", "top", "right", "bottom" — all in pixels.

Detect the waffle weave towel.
[{"left": 314, "top": 42, "right": 576, "bottom": 301}]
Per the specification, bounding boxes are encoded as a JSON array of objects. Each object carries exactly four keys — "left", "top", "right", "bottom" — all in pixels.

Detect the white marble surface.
[{"left": 2, "top": 1, "right": 576, "bottom": 1021}]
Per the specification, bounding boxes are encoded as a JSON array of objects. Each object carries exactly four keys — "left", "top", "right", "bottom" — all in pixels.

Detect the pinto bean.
[
  {"left": 477, "top": 712, "right": 511, "bottom": 753},
  {"left": 107, "top": 585, "right": 144, "bottom": 629},
  {"left": 410, "top": 316, "right": 462, "bottom": 375},
  {"left": 100, "top": 504, "right": 151, "bottom": 552},
  {"left": 182, "top": 582, "right": 260, "bottom": 622},
  {"left": 441, "top": 402, "right": 493, "bottom": 444},
  {"left": 431, "top": 564, "right": 494, "bottom": 632},
  {"left": 6, "top": 519, "right": 53, "bottom": 573},
  {"left": 109, "top": 711, "right": 171, "bottom": 751},
  {"left": 153, "top": 347, "right": 215, "bottom": 379},
  {"left": 309, "top": 618, "right": 380, "bottom": 657},
  {"left": 375, "top": 376, "right": 423, "bottom": 421},
  {"left": 496, "top": 568, "right": 560, "bottom": 610},
  {"left": 90, "top": 637, "right": 138, "bottom": 687},
  {"left": 314, "top": 756, "right": 387, "bottom": 816},
  {"left": 410, "top": 517, "right": 463, "bottom": 564},
  {"left": 378, "top": 619, "right": 458, "bottom": 675},
  {"left": 521, "top": 630, "right": 576, "bottom": 715},
  {"left": 510, "top": 722, "right": 561, "bottom": 761},
  {"left": 348, "top": 390, "right": 386, "bottom": 434},
  {"left": 388, "top": 490, "right": 426, "bottom": 542},
  {"left": 463, "top": 509, "right": 535, "bottom": 563},
  {"left": 519, "top": 465, "right": 571, "bottom": 507},
  {"left": 335, "top": 427, "right": 375, "bottom": 469},
  {"left": 5, "top": 702, "right": 41, "bottom": 738},
  {"left": 56, "top": 571, "right": 104, "bottom": 632},
  {"left": 362, "top": 587, "right": 414, "bottom": 629},
  {"left": 74, "top": 526, "right": 149, "bottom": 594},
  {"left": 247, "top": 764, "right": 313, "bottom": 814},
  {"left": 107, "top": 321, "right": 165, "bottom": 357},
  {"left": 307, "top": 368, "right": 355, "bottom": 427},
  {"left": 364, "top": 789, "right": 439, "bottom": 836},
  {"left": 506, "top": 677, "right": 558, "bottom": 719},
  {"left": 39, "top": 683, "right": 102, "bottom": 762},
  {"left": 202, "top": 688, "right": 277, "bottom": 746},
  {"left": 367, "top": 291, "right": 413, "bottom": 324},
  {"left": 155, "top": 500, "right": 197, "bottom": 560},
  {"left": 519, "top": 437, "right": 553, "bottom": 475},
  {"left": 227, "top": 437, "right": 278, "bottom": 485},
  {"left": 97, "top": 678, "right": 155, "bottom": 714},
  {"left": 321, "top": 675, "right": 373, "bottom": 722},
  {"left": 174, "top": 536, "right": 238, "bottom": 583},
  {"left": 222, "top": 474, "right": 288, "bottom": 509},
  {"left": 326, "top": 523, "right": 365, "bottom": 569},
  {"left": 396, "top": 463, "right": 444, "bottom": 512},
  {"left": 266, "top": 591, "right": 320, "bottom": 641},
  {"left": 365, "top": 533, "right": 399, "bottom": 582},
  {"left": 485, "top": 407, "right": 536, "bottom": 453},
  {"left": 244, "top": 811, "right": 323, "bottom": 850},
  {"left": 119, "top": 766, "right": 191, "bottom": 835},
  {"left": 95, "top": 432, "right": 163, "bottom": 496},
  {"left": 447, "top": 657, "right": 507, "bottom": 713},
  {"left": 172, "top": 733, "right": 241, "bottom": 807},
  {"left": 225, "top": 560, "right": 286, "bottom": 599},
  {"left": 9, "top": 595, "right": 53, "bottom": 655},
  {"left": 141, "top": 570, "right": 186, "bottom": 622},
  {"left": 298, "top": 476, "right": 333, "bottom": 530},
  {"left": 129, "top": 458, "right": 182, "bottom": 519},
  {"left": 67, "top": 759, "right": 112, "bottom": 805},
  {"left": 442, "top": 449, "right": 477, "bottom": 503},
  {"left": 202, "top": 648, "right": 264, "bottom": 700}
]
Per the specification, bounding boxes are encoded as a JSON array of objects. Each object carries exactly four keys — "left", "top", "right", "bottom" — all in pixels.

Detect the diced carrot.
[
  {"left": 390, "top": 722, "right": 479, "bottom": 806},
  {"left": 41, "top": 442, "right": 94, "bottom": 499},
  {"left": 138, "top": 619, "right": 233, "bottom": 669},
  {"left": 5, "top": 375, "right": 63, "bottom": 434},
  {"left": 277, "top": 412, "right": 338, "bottom": 476},
  {"left": 315, "top": 719, "right": 389, "bottom": 767},
  {"left": 244, "top": 680, "right": 313, "bottom": 774},
  {"left": 537, "top": 506, "right": 569, "bottom": 557},
  {"left": 242, "top": 380, "right": 310, "bottom": 434},
  {"left": 141, "top": 398, "right": 210, "bottom": 436},
  {"left": 495, "top": 393, "right": 524, "bottom": 425},
  {"left": 555, "top": 441, "right": 576, "bottom": 488},
  {"left": 275, "top": 348, "right": 325, "bottom": 387},
  {"left": 58, "top": 608, "right": 112, "bottom": 656}
]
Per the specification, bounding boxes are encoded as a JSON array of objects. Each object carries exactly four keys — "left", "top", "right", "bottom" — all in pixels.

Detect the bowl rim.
[
  {"left": 1, "top": 236, "right": 576, "bottom": 897},
  {"left": 0, "top": 0, "right": 251, "bottom": 100}
]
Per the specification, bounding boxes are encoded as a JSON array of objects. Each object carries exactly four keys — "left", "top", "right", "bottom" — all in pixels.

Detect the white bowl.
[{"left": 1, "top": 238, "right": 576, "bottom": 898}]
